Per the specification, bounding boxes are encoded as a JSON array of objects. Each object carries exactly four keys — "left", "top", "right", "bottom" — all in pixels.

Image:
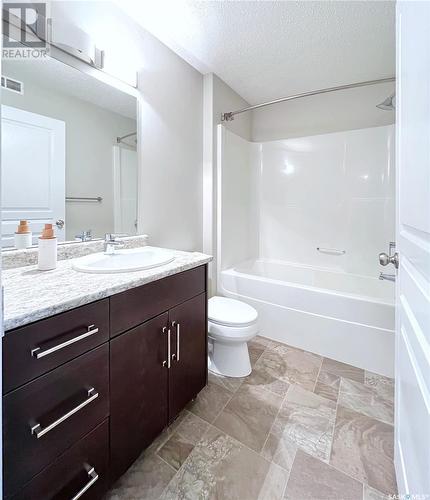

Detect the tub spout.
[{"left": 379, "top": 272, "right": 396, "bottom": 282}]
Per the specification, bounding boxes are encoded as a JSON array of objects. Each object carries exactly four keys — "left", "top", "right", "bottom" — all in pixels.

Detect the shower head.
[{"left": 377, "top": 93, "right": 396, "bottom": 111}]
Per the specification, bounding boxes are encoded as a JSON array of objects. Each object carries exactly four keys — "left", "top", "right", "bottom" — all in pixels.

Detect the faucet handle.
[{"left": 105, "top": 233, "right": 127, "bottom": 241}]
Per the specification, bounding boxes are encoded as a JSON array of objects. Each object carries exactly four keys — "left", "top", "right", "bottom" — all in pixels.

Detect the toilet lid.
[{"left": 208, "top": 296, "right": 258, "bottom": 327}]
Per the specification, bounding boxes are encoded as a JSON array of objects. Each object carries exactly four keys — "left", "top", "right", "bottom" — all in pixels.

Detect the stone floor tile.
[
  {"left": 284, "top": 449, "right": 362, "bottom": 500},
  {"left": 161, "top": 426, "right": 271, "bottom": 500},
  {"left": 338, "top": 378, "right": 394, "bottom": 424},
  {"left": 244, "top": 354, "right": 290, "bottom": 396},
  {"left": 273, "top": 384, "right": 336, "bottom": 462},
  {"left": 258, "top": 462, "right": 289, "bottom": 500},
  {"left": 187, "top": 377, "right": 233, "bottom": 423},
  {"left": 330, "top": 405, "right": 397, "bottom": 495},
  {"left": 213, "top": 383, "right": 283, "bottom": 452},
  {"left": 107, "top": 452, "right": 176, "bottom": 500},
  {"left": 321, "top": 357, "right": 365, "bottom": 383},
  {"left": 258, "top": 343, "right": 322, "bottom": 391},
  {"left": 314, "top": 370, "right": 341, "bottom": 402}
]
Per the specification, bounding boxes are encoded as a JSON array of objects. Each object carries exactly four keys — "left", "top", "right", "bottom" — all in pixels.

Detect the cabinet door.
[
  {"left": 169, "top": 293, "right": 207, "bottom": 421},
  {"left": 110, "top": 313, "right": 169, "bottom": 482}
]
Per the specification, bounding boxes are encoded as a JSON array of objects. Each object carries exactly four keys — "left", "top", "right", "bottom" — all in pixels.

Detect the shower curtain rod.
[
  {"left": 221, "top": 76, "right": 396, "bottom": 121},
  {"left": 117, "top": 131, "right": 137, "bottom": 143}
]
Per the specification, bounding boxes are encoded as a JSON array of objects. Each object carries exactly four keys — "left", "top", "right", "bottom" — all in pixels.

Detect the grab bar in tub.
[{"left": 317, "top": 247, "right": 346, "bottom": 256}]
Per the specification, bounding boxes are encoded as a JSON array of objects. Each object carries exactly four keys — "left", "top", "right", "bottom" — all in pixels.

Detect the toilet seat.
[
  {"left": 208, "top": 320, "right": 258, "bottom": 341},
  {"left": 208, "top": 296, "right": 258, "bottom": 328}
]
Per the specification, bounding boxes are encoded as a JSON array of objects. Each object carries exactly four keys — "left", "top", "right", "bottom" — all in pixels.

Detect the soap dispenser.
[
  {"left": 14, "top": 220, "right": 32, "bottom": 249},
  {"left": 38, "top": 224, "right": 57, "bottom": 271}
]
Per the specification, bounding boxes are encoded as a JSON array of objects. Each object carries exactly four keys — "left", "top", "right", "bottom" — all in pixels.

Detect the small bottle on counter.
[
  {"left": 14, "top": 220, "right": 32, "bottom": 249},
  {"left": 38, "top": 224, "right": 57, "bottom": 271}
]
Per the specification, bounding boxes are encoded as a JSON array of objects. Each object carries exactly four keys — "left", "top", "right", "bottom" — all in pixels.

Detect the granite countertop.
[{"left": 3, "top": 248, "right": 212, "bottom": 331}]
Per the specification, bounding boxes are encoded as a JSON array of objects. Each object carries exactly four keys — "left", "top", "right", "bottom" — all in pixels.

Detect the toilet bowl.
[{"left": 208, "top": 296, "right": 259, "bottom": 378}]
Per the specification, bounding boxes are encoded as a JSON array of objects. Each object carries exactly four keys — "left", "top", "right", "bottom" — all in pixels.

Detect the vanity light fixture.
[{"left": 47, "top": 18, "right": 104, "bottom": 69}]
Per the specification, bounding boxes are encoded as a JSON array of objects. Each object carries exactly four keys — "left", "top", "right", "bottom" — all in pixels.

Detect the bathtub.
[{"left": 219, "top": 259, "right": 395, "bottom": 377}]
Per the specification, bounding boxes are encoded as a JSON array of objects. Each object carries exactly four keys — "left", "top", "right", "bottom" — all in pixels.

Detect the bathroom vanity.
[{"left": 2, "top": 252, "right": 210, "bottom": 499}]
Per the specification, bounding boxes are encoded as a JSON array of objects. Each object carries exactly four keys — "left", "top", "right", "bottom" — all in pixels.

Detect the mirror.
[{"left": 1, "top": 55, "right": 137, "bottom": 248}]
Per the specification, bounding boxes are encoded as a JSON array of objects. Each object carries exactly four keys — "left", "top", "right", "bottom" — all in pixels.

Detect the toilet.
[{"left": 208, "top": 296, "right": 259, "bottom": 378}]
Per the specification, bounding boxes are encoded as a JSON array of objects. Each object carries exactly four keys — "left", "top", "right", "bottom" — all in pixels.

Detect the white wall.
[
  {"left": 252, "top": 82, "right": 395, "bottom": 141},
  {"left": 203, "top": 73, "right": 252, "bottom": 292},
  {"left": 137, "top": 32, "right": 203, "bottom": 251},
  {"left": 2, "top": 68, "right": 136, "bottom": 240}
]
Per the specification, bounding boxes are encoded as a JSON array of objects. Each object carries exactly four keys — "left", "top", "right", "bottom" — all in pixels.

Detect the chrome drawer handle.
[
  {"left": 172, "top": 321, "right": 180, "bottom": 362},
  {"left": 162, "top": 326, "right": 171, "bottom": 369},
  {"left": 71, "top": 465, "right": 99, "bottom": 500},
  {"left": 31, "top": 325, "right": 99, "bottom": 359},
  {"left": 30, "top": 388, "right": 98, "bottom": 439}
]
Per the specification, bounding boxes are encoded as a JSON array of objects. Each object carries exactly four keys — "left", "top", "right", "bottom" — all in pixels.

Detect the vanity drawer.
[
  {"left": 3, "top": 299, "right": 109, "bottom": 393},
  {"left": 110, "top": 265, "right": 206, "bottom": 337},
  {"left": 3, "top": 344, "right": 109, "bottom": 498},
  {"left": 9, "top": 419, "right": 109, "bottom": 500}
]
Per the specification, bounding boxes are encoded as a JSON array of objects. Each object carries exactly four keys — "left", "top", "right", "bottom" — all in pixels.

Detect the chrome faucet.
[
  {"left": 104, "top": 233, "right": 125, "bottom": 254},
  {"left": 75, "top": 229, "right": 92, "bottom": 242}
]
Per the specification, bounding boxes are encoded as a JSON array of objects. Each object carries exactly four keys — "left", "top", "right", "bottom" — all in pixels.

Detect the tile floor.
[{"left": 106, "top": 337, "right": 396, "bottom": 500}]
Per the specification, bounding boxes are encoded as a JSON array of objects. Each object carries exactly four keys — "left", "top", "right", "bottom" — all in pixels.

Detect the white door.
[
  {"left": 1, "top": 105, "right": 66, "bottom": 246},
  {"left": 395, "top": 2, "right": 430, "bottom": 496}
]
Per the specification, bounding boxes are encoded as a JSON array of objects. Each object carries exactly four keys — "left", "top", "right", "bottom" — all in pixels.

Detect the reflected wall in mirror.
[{"left": 1, "top": 56, "right": 137, "bottom": 247}]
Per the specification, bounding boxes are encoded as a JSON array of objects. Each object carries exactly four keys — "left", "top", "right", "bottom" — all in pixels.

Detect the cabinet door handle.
[
  {"left": 162, "top": 326, "right": 171, "bottom": 369},
  {"left": 70, "top": 465, "right": 99, "bottom": 500},
  {"left": 31, "top": 325, "right": 99, "bottom": 359},
  {"left": 30, "top": 388, "right": 98, "bottom": 439},
  {"left": 172, "top": 321, "right": 180, "bottom": 362}
]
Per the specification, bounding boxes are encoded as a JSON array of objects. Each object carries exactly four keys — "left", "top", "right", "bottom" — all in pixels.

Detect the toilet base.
[{"left": 208, "top": 340, "right": 252, "bottom": 378}]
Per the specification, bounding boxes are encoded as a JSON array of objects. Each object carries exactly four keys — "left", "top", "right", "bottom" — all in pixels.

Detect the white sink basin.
[{"left": 72, "top": 247, "right": 175, "bottom": 274}]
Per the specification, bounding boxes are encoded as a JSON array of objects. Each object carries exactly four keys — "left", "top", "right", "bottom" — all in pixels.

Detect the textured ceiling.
[{"left": 118, "top": 0, "right": 395, "bottom": 104}]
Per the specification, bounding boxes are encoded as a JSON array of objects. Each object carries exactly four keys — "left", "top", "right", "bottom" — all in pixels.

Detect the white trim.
[{"left": 112, "top": 145, "right": 122, "bottom": 233}]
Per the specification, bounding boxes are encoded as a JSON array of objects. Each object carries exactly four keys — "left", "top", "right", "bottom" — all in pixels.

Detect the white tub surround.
[
  {"left": 217, "top": 124, "right": 395, "bottom": 279},
  {"left": 220, "top": 259, "right": 394, "bottom": 377},
  {"left": 1, "top": 234, "right": 149, "bottom": 270},
  {"left": 3, "top": 249, "right": 212, "bottom": 331},
  {"left": 216, "top": 125, "right": 396, "bottom": 378}
]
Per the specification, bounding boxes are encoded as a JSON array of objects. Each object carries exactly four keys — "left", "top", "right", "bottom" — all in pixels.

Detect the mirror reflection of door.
[
  {"left": 0, "top": 57, "right": 137, "bottom": 247},
  {"left": 113, "top": 139, "right": 138, "bottom": 235},
  {"left": 1, "top": 105, "right": 66, "bottom": 247}
]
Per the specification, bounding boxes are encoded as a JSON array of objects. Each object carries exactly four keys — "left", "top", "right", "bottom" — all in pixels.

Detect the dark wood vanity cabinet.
[
  {"left": 110, "top": 312, "right": 170, "bottom": 481},
  {"left": 2, "top": 264, "right": 208, "bottom": 500},
  {"left": 109, "top": 272, "right": 207, "bottom": 483},
  {"left": 168, "top": 293, "right": 207, "bottom": 421}
]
